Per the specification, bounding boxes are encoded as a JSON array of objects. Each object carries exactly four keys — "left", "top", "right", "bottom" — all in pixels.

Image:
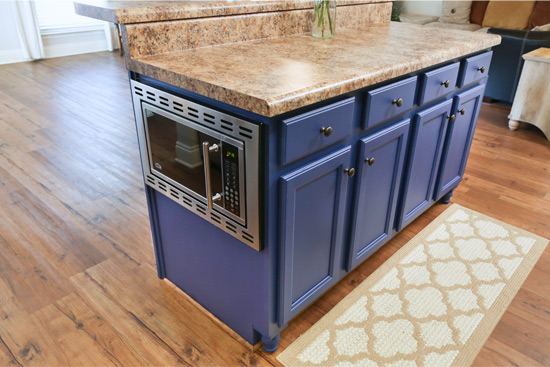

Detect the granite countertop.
[
  {"left": 128, "top": 22, "right": 501, "bottom": 117},
  {"left": 75, "top": 0, "right": 382, "bottom": 23}
]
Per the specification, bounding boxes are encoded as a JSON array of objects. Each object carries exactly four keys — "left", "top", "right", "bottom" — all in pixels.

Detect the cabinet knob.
[
  {"left": 320, "top": 126, "right": 333, "bottom": 137},
  {"left": 447, "top": 114, "right": 456, "bottom": 122},
  {"left": 212, "top": 193, "right": 222, "bottom": 202},
  {"left": 478, "top": 66, "right": 486, "bottom": 73},
  {"left": 441, "top": 80, "right": 450, "bottom": 88},
  {"left": 458, "top": 108, "right": 466, "bottom": 115},
  {"left": 344, "top": 168, "right": 355, "bottom": 177},
  {"left": 392, "top": 98, "right": 403, "bottom": 107},
  {"left": 364, "top": 157, "right": 375, "bottom": 166}
]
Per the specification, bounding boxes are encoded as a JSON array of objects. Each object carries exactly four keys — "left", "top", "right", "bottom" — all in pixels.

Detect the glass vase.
[{"left": 312, "top": 0, "right": 337, "bottom": 39}]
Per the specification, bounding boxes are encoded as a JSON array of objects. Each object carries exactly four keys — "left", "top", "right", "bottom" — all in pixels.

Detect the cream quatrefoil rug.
[{"left": 277, "top": 204, "right": 548, "bottom": 367}]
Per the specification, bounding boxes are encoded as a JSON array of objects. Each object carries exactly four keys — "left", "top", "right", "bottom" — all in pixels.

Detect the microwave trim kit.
[{"left": 131, "top": 80, "right": 261, "bottom": 250}]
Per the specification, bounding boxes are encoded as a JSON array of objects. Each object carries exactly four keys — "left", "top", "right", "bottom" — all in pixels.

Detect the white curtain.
[
  {"left": 10, "top": 0, "right": 44, "bottom": 60},
  {"left": 104, "top": 22, "right": 120, "bottom": 52}
]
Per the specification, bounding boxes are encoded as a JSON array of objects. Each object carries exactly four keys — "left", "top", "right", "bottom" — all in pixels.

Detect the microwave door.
[{"left": 143, "top": 103, "right": 221, "bottom": 203}]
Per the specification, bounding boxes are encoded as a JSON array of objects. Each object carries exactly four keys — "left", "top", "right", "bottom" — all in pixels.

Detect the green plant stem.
[
  {"left": 326, "top": 1, "right": 333, "bottom": 34},
  {"left": 313, "top": 0, "right": 334, "bottom": 38}
]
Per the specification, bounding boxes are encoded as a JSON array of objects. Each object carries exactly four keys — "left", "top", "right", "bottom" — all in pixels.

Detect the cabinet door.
[
  {"left": 397, "top": 99, "right": 452, "bottom": 230},
  {"left": 435, "top": 83, "right": 486, "bottom": 201},
  {"left": 279, "top": 147, "right": 352, "bottom": 325},
  {"left": 348, "top": 119, "right": 410, "bottom": 270}
]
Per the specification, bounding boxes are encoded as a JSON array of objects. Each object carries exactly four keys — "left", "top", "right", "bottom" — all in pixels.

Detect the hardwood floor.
[{"left": 0, "top": 51, "right": 548, "bottom": 367}]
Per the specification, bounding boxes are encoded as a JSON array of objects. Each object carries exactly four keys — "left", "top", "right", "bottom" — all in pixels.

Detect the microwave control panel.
[{"left": 222, "top": 143, "right": 241, "bottom": 217}]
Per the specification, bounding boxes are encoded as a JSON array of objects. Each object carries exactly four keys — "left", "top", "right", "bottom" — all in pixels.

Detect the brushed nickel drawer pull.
[
  {"left": 392, "top": 98, "right": 403, "bottom": 107},
  {"left": 365, "top": 157, "right": 375, "bottom": 166},
  {"left": 441, "top": 80, "right": 451, "bottom": 88},
  {"left": 344, "top": 168, "right": 355, "bottom": 177},
  {"left": 320, "top": 126, "right": 333, "bottom": 137}
]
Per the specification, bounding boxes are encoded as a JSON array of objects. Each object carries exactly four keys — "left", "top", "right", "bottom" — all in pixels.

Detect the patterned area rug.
[{"left": 277, "top": 204, "right": 548, "bottom": 367}]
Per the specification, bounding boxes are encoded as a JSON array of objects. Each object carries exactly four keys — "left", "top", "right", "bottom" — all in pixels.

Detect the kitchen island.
[{"left": 76, "top": 0, "right": 501, "bottom": 352}]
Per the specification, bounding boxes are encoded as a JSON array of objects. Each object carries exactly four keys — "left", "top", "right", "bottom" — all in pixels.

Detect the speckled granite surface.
[
  {"left": 127, "top": 22, "right": 500, "bottom": 117},
  {"left": 123, "top": 2, "right": 391, "bottom": 58},
  {"left": 74, "top": 0, "right": 385, "bottom": 24}
]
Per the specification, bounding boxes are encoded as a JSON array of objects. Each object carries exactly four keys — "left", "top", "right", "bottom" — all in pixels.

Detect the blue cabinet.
[
  {"left": 364, "top": 76, "right": 417, "bottom": 130},
  {"left": 435, "top": 83, "right": 486, "bottom": 200},
  {"left": 280, "top": 98, "right": 355, "bottom": 165},
  {"left": 348, "top": 119, "right": 410, "bottom": 270},
  {"left": 279, "top": 147, "right": 352, "bottom": 325},
  {"left": 458, "top": 51, "right": 492, "bottom": 88},
  {"left": 397, "top": 99, "right": 452, "bottom": 230},
  {"left": 418, "top": 62, "right": 460, "bottom": 105},
  {"left": 138, "top": 51, "right": 493, "bottom": 349}
]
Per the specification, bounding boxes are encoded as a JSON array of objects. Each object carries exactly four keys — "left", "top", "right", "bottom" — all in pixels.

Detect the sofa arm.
[
  {"left": 485, "top": 28, "right": 550, "bottom": 103},
  {"left": 488, "top": 27, "right": 550, "bottom": 41},
  {"left": 487, "top": 28, "right": 529, "bottom": 38}
]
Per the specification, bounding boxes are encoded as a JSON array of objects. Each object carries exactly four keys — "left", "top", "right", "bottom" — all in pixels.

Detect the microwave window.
[{"left": 144, "top": 108, "right": 222, "bottom": 200}]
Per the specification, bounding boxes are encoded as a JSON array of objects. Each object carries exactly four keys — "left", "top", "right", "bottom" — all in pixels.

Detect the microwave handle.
[{"left": 202, "top": 142, "right": 222, "bottom": 210}]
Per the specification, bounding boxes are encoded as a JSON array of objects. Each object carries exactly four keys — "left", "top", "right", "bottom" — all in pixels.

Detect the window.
[{"left": 34, "top": 0, "right": 104, "bottom": 34}]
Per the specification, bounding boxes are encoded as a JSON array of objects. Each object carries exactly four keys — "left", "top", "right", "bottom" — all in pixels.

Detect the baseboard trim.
[
  {"left": 0, "top": 49, "right": 25, "bottom": 65},
  {"left": 0, "top": 30, "right": 120, "bottom": 64},
  {"left": 43, "top": 39, "right": 110, "bottom": 59},
  {"left": 42, "top": 30, "right": 119, "bottom": 59}
]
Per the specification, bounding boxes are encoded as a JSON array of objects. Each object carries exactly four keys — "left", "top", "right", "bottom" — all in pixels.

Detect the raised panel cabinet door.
[
  {"left": 397, "top": 99, "right": 452, "bottom": 231},
  {"left": 348, "top": 119, "right": 410, "bottom": 270},
  {"left": 279, "top": 147, "right": 352, "bottom": 325},
  {"left": 435, "top": 83, "right": 486, "bottom": 201}
]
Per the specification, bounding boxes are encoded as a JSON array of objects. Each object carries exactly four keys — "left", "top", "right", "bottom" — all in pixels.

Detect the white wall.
[
  {"left": 0, "top": 2, "right": 25, "bottom": 64},
  {"left": 0, "top": 1, "right": 117, "bottom": 65},
  {"left": 402, "top": 1, "right": 442, "bottom": 16}
]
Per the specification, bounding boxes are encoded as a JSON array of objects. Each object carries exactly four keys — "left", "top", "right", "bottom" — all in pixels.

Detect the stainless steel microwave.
[{"left": 130, "top": 80, "right": 261, "bottom": 250}]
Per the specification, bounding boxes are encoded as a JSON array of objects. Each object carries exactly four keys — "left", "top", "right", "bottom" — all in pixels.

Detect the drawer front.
[
  {"left": 458, "top": 51, "right": 492, "bottom": 87},
  {"left": 281, "top": 97, "right": 355, "bottom": 165},
  {"left": 364, "top": 76, "right": 417, "bottom": 130},
  {"left": 418, "top": 62, "right": 460, "bottom": 105}
]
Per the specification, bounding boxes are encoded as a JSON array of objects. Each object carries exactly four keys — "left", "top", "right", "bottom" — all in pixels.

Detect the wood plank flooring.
[{"left": 0, "top": 51, "right": 549, "bottom": 366}]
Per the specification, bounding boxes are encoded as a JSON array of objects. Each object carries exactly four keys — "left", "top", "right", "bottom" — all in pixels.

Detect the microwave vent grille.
[
  {"left": 145, "top": 174, "right": 256, "bottom": 246},
  {"left": 132, "top": 84, "right": 248, "bottom": 135}
]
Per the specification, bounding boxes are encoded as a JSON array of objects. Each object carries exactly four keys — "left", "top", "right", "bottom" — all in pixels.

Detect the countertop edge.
[
  {"left": 129, "top": 36, "right": 501, "bottom": 118},
  {"left": 74, "top": 0, "right": 385, "bottom": 24}
]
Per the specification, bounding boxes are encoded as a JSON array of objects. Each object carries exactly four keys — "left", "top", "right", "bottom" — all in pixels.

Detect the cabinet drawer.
[
  {"left": 364, "top": 76, "right": 417, "bottom": 130},
  {"left": 280, "top": 97, "right": 355, "bottom": 164},
  {"left": 418, "top": 62, "right": 460, "bottom": 105},
  {"left": 458, "top": 51, "right": 492, "bottom": 87}
]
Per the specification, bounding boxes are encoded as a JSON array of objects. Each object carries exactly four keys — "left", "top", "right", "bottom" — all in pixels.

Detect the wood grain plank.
[
  {"left": 0, "top": 278, "right": 62, "bottom": 367},
  {"left": 0, "top": 52, "right": 548, "bottom": 367}
]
